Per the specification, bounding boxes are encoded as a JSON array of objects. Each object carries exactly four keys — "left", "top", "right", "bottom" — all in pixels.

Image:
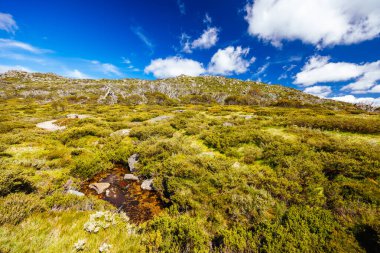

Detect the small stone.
[
  {"left": 128, "top": 154, "right": 139, "bottom": 172},
  {"left": 36, "top": 120, "right": 66, "bottom": 131},
  {"left": 141, "top": 179, "right": 154, "bottom": 191},
  {"left": 67, "top": 189, "right": 85, "bottom": 197},
  {"left": 124, "top": 174, "right": 139, "bottom": 181},
  {"left": 148, "top": 115, "right": 173, "bottom": 123},
  {"left": 111, "top": 129, "right": 131, "bottom": 137},
  {"left": 89, "top": 183, "right": 110, "bottom": 194},
  {"left": 223, "top": 122, "right": 234, "bottom": 127},
  {"left": 66, "top": 114, "right": 90, "bottom": 119},
  {"left": 200, "top": 152, "right": 215, "bottom": 157}
]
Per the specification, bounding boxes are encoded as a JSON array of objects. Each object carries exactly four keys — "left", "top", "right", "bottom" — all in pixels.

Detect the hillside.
[
  {"left": 0, "top": 71, "right": 379, "bottom": 252},
  {"left": 0, "top": 71, "right": 359, "bottom": 110}
]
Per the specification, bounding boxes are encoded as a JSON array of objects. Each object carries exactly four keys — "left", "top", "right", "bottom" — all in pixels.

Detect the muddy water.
[{"left": 81, "top": 167, "right": 164, "bottom": 224}]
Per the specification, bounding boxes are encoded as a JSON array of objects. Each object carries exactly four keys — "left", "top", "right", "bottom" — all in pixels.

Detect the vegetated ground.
[{"left": 0, "top": 76, "right": 379, "bottom": 252}]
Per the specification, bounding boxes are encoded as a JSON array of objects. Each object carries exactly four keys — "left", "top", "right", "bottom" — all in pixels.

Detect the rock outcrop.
[
  {"left": 141, "top": 179, "right": 154, "bottom": 191},
  {"left": 89, "top": 183, "right": 110, "bottom": 194}
]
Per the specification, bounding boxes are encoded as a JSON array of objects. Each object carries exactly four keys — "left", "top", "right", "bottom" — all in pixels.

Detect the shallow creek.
[{"left": 81, "top": 167, "right": 164, "bottom": 224}]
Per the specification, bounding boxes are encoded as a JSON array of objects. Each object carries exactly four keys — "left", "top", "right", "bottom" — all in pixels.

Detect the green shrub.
[
  {"left": 256, "top": 206, "right": 360, "bottom": 252},
  {"left": 102, "top": 137, "right": 134, "bottom": 164},
  {"left": 0, "top": 193, "right": 44, "bottom": 225},
  {"left": 130, "top": 124, "right": 175, "bottom": 141},
  {"left": 0, "top": 169, "right": 35, "bottom": 197},
  {"left": 45, "top": 192, "right": 94, "bottom": 210},
  {"left": 144, "top": 214, "right": 210, "bottom": 253},
  {"left": 145, "top": 92, "right": 178, "bottom": 106},
  {"left": 285, "top": 116, "right": 380, "bottom": 134},
  {"left": 59, "top": 125, "right": 111, "bottom": 144},
  {"left": 70, "top": 151, "right": 112, "bottom": 179}
]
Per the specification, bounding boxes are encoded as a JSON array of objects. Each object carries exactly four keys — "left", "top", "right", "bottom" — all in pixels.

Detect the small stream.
[{"left": 81, "top": 167, "right": 164, "bottom": 224}]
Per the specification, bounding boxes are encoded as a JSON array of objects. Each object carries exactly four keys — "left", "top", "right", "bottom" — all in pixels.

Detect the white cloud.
[
  {"left": 256, "top": 63, "right": 269, "bottom": 76},
  {"left": 0, "top": 13, "right": 18, "bottom": 34},
  {"left": 0, "top": 65, "right": 32, "bottom": 73},
  {"left": 204, "top": 13, "right": 212, "bottom": 24},
  {"left": 177, "top": 0, "right": 186, "bottom": 15},
  {"left": 304, "top": 86, "right": 332, "bottom": 97},
  {"left": 341, "top": 61, "right": 380, "bottom": 92},
  {"left": 100, "top": 63, "right": 122, "bottom": 76},
  {"left": 121, "top": 57, "right": 131, "bottom": 65},
  {"left": 245, "top": 0, "right": 380, "bottom": 47},
  {"left": 295, "top": 55, "right": 364, "bottom": 86},
  {"left": 182, "top": 27, "right": 219, "bottom": 53},
  {"left": 90, "top": 61, "right": 122, "bottom": 76},
  {"left": 66, "top": 69, "right": 91, "bottom": 79},
  {"left": 144, "top": 56, "right": 206, "bottom": 78},
  {"left": 295, "top": 55, "right": 380, "bottom": 93},
  {"left": 331, "top": 95, "right": 380, "bottom": 106},
  {"left": 0, "top": 39, "right": 51, "bottom": 54},
  {"left": 208, "top": 46, "right": 254, "bottom": 75},
  {"left": 369, "top": 85, "right": 380, "bottom": 93},
  {"left": 131, "top": 26, "right": 154, "bottom": 52},
  {"left": 191, "top": 27, "right": 219, "bottom": 50}
]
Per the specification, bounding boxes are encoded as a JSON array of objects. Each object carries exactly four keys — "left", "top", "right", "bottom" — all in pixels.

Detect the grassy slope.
[{"left": 0, "top": 73, "right": 379, "bottom": 252}]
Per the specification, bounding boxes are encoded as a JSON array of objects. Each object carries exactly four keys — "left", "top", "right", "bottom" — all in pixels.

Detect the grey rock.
[
  {"left": 141, "top": 179, "right": 154, "bottom": 191},
  {"left": 67, "top": 189, "right": 85, "bottom": 197},
  {"left": 223, "top": 122, "right": 234, "bottom": 127},
  {"left": 128, "top": 154, "right": 139, "bottom": 172},
  {"left": 111, "top": 129, "right": 131, "bottom": 137},
  {"left": 124, "top": 174, "right": 139, "bottom": 181},
  {"left": 148, "top": 115, "right": 173, "bottom": 123},
  {"left": 89, "top": 183, "right": 110, "bottom": 194},
  {"left": 36, "top": 120, "right": 66, "bottom": 131}
]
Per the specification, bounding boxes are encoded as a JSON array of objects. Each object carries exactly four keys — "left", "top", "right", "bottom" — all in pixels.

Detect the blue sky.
[{"left": 0, "top": 0, "right": 380, "bottom": 105}]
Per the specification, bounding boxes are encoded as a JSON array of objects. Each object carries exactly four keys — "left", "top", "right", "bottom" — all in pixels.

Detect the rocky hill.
[{"left": 0, "top": 71, "right": 356, "bottom": 110}]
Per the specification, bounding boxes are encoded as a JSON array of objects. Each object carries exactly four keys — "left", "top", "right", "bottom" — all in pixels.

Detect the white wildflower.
[
  {"left": 73, "top": 239, "right": 86, "bottom": 251},
  {"left": 99, "top": 242, "right": 112, "bottom": 252},
  {"left": 84, "top": 211, "right": 117, "bottom": 233}
]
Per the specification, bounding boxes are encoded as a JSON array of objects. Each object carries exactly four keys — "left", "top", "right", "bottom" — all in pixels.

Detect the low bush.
[
  {"left": 145, "top": 92, "right": 178, "bottom": 106},
  {"left": 45, "top": 192, "right": 94, "bottom": 211},
  {"left": 70, "top": 151, "right": 112, "bottom": 179},
  {"left": 130, "top": 124, "right": 176, "bottom": 141},
  {"left": 0, "top": 193, "right": 44, "bottom": 225},
  {"left": 285, "top": 116, "right": 380, "bottom": 134},
  {"left": 0, "top": 169, "right": 35, "bottom": 197},
  {"left": 59, "top": 125, "right": 111, "bottom": 144}
]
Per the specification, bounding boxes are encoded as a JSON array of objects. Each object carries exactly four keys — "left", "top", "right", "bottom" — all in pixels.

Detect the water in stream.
[{"left": 81, "top": 167, "right": 164, "bottom": 224}]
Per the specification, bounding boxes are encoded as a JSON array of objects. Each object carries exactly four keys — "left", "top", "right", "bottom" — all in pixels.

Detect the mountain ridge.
[{"left": 0, "top": 70, "right": 367, "bottom": 111}]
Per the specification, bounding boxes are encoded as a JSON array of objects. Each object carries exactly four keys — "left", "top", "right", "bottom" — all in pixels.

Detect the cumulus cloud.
[
  {"left": 304, "top": 86, "right": 332, "bottom": 97},
  {"left": 144, "top": 56, "right": 206, "bottom": 78},
  {"left": 192, "top": 27, "right": 219, "bottom": 50},
  {"left": 294, "top": 55, "right": 364, "bottom": 86},
  {"left": 331, "top": 95, "right": 380, "bottom": 106},
  {"left": 0, "top": 65, "right": 32, "bottom": 73},
  {"left": 66, "top": 69, "right": 91, "bottom": 79},
  {"left": 0, "top": 39, "right": 51, "bottom": 54},
  {"left": 245, "top": 0, "right": 380, "bottom": 47},
  {"left": 341, "top": 61, "right": 380, "bottom": 92},
  {"left": 295, "top": 55, "right": 380, "bottom": 93},
  {"left": 208, "top": 46, "right": 254, "bottom": 75},
  {"left": 182, "top": 27, "right": 219, "bottom": 53},
  {"left": 0, "top": 13, "right": 18, "bottom": 34}
]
